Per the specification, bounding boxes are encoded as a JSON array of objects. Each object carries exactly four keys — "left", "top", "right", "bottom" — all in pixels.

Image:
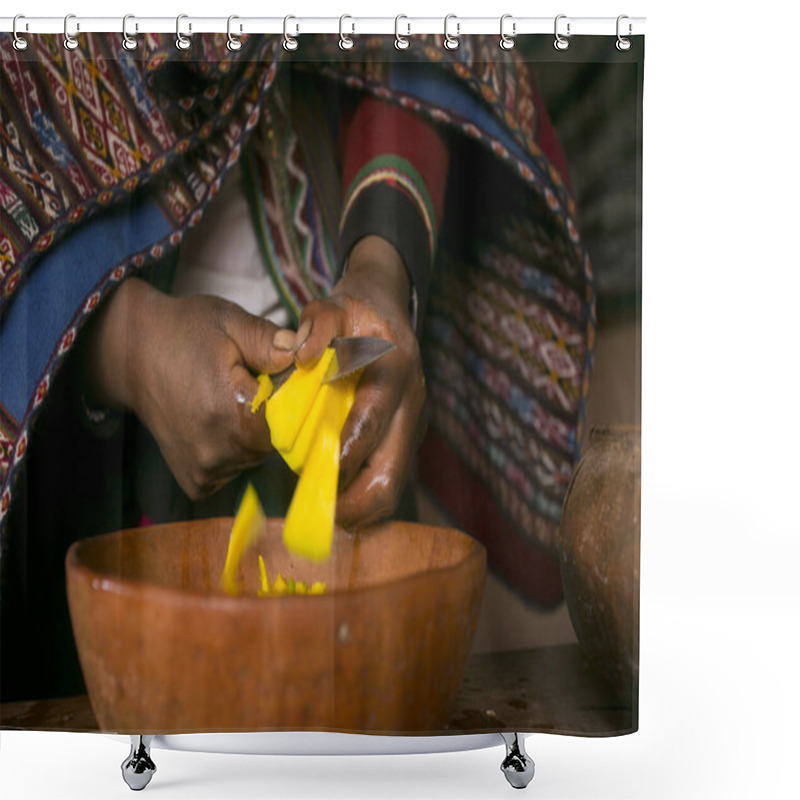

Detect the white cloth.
[{"left": 172, "top": 160, "right": 291, "bottom": 328}]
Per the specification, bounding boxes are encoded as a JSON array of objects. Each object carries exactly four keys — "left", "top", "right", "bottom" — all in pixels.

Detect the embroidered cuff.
[{"left": 338, "top": 158, "right": 438, "bottom": 329}]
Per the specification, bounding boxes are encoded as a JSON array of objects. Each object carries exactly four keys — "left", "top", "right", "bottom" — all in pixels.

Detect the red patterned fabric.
[{"left": 341, "top": 98, "right": 449, "bottom": 224}]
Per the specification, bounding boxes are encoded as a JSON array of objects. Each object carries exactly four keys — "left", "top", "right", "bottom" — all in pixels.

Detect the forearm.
[
  {"left": 339, "top": 97, "right": 449, "bottom": 326},
  {"left": 80, "top": 277, "right": 165, "bottom": 415}
]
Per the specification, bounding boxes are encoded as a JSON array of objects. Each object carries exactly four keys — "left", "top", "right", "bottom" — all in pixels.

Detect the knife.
[{"left": 269, "top": 336, "right": 395, "bottom": 394}]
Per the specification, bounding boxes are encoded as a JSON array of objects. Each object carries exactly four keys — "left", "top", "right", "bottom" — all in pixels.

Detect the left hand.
[{"left": 292, "top": 235, "right": 426, "bottom": 529}]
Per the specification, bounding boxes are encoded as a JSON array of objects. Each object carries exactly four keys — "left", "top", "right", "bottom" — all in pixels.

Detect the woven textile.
[{"left": 1, "top": 33, "right": 594, "bottom": 607}]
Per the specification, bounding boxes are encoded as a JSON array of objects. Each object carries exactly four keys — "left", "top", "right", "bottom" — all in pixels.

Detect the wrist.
[
  {"left": 337, "top": 236, "right": 411, "bottom": 321},
  {"left": 81, "top": 277, "right": 167, "bottom": 417}
]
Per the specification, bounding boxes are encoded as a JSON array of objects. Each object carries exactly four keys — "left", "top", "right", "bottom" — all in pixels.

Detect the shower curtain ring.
[
  {"left": 283, "top": 16, "right": 299, "bottom": 51},
  {"left": 12, "top": 15, "right": 28, "bottom": 51},
  {"left": 499, "top": 14, "right": 516, "bottom": 50},
  {"left": 339, "top": 15, "right": 355, "bottom": 50},
  {"left": 443, "top": 14, "right": 460, "bottom": 51},
  {"left": 64, "top": 14, "right": 79, "bottom": 50},
  {"left": 175, "top": 14, "right": 191, "bottom": 50},
  {"left": 122, "top": 15, "right": 138, "bottom": 51},
  {"left": 394, "top": 15, "right": 410, "bottom": 50},
  {"left": 554, "top": 14, "right": 570, "bottom": 51},
  {"left": 616, "top": 15, "right": 632, "bottom": 51},
  {"left": 227, "top": 16, "right": 242, "bottom": 51}
]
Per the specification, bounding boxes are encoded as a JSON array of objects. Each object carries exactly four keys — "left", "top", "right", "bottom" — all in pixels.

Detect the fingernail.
[
  {"left": 295, "top": 319, "right": 313, "bottom": 349},
  {"left": 273, "top": 329, "right": 295, "bottom": 352}
]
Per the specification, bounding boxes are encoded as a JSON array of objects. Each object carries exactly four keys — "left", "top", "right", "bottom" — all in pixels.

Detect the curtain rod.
[{"left": 1, "top": 16, "right": 646, "bottom": 37}]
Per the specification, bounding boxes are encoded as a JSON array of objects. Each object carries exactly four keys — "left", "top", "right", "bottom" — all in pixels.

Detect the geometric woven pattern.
[{"left": 1, "top": 34, "right": 595, "bottom": 606}]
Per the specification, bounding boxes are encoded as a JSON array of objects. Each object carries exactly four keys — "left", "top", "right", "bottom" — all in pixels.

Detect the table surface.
[{"left": 0, "top": 644, "right": 636, "bottom": 736}]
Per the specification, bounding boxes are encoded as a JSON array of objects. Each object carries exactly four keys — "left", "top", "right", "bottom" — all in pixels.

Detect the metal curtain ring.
[
  {"left": 394, "top": 15, "right": 410, "bottom": 50},
  {"left": 12, "top": 14, "right": 28, "bottom": 51},
  {"left": 283, "top": 15, "right": 298, "bottom": 51},
  {"left": 64, "top": 13, "right": 79, "bottom": 50},
  {"left": 443, "top": 14, "right": 459, "bottom": 51},
  {"left": 554, "top": 14, "right": 570, "bottom": 51},
  {"left": 176, "top": 14, "right": 191, "bottom": 50},
  {"left": 339, "top": 14, "right": 354, "bottom": 50},
  {"left": 227, "top": 15, "right": 242, "bottom": 51},
  {"left": 122, "top": 14, "right": 138, "bottom": 51},
  {"left": 616, "top": 14, "right": 632, "bottom": 51},
  {"left": 499, "top": 13, "right": 516, "bottom": 50}
]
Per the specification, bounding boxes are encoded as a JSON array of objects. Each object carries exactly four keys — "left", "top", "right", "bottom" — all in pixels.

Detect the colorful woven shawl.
[{"left": 0, "top": 33, "right": 595, "bottom": 607}]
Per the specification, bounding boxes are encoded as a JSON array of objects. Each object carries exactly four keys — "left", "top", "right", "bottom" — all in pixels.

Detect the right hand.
[
  {"left": 291, "top": 236, "right": 426, "bottom": 530},
  {"left": 82, "top": 277, "right": 296, "bottom": 500}
]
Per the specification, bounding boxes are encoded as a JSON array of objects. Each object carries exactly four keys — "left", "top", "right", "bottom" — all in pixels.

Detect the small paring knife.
[{"left": 269, "top": 336, "right": 395, "bottom": 394}]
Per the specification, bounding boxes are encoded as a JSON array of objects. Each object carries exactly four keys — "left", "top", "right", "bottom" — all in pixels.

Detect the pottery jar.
[{"left": 558, "top": 425, "right": 640, "bottom": 701}]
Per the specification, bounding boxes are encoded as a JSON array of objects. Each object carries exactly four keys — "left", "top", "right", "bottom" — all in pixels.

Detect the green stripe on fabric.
[
  {"left": 240, "top": 148, "right": 302, "bottom": 326},
  {"left": 342, "top": 154, "right": 437, "bottom": 245}
]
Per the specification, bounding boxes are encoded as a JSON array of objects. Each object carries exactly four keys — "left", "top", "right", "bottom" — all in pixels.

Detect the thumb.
[{"left": 221, "top": 305, "right": 296, "bottom": 374}]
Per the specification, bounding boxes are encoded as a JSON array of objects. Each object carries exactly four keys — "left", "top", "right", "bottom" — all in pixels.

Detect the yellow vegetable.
[
  {"left": 281, "top": 376, "right": 357, "bottom": 474},
  {"left": 255, "top": 557, "right": 327, "bottom": 597},
  {"left": 250, "top": 374, "right": 273, "bottom": 416},
  {"left": 247, "top": 345, "right": 361, "bottom": 564},
  {"left": 265, "top": 349, "right": 336, "bottom": 453},
  {"left": 222, "top": 484, "right": 266, "bottom": 596},
  {"left": 257, "top": 554, "right": 270, "bottom": 597},
  {"left": 222, "top": 486, "right": 327, "bottom": 597},
  {"left": 281, "top": 375, "right": 357, "bottom": 561}
]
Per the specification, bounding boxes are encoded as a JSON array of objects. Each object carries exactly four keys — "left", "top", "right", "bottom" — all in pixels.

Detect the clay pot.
[
  {"left": 66, "top": 518, "right": 486, "bottom": 734},
  {"left": 558, "top": 425, "right": 640, "bottom": 701}
]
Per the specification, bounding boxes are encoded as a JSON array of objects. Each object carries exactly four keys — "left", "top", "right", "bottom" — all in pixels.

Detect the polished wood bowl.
[{"left": 66, "top": 518, "right": 486, "bottom": 734}]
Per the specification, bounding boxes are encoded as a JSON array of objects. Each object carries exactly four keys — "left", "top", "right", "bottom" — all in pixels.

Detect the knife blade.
[{"left": 268, "top": 336, "right": 395, "bottom": 394}]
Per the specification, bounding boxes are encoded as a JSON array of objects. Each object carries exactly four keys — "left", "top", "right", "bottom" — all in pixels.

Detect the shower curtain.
[{"left": 0, "top": 27, "right": 643, "bottom": 738}]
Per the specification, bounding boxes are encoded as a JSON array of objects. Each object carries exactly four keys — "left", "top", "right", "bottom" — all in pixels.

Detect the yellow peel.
[
  {"left": 222, "top": 484, "right": 266, "bottom": 596},
  {"left": 281, "top": 376, "right": 356, "bottom": 561},
  {"left": 266, "top": 349, "right": 336, "bottom": 453},
  {"left": 250, "top": 374, "right": 273, "bottom": 416},
  {"left": 257, "top": 554, "right": 270, "bottom": 596},
  {"left": 247, "top": 345, "right": 361, "bottom": 565},
  {"left": 280, "top": 375, "right": 356, "bottom": 474}
]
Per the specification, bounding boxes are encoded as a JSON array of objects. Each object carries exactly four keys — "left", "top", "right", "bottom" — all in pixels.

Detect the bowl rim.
[{"left": 65, "top": 517, "right": 487, "bottom": 609}]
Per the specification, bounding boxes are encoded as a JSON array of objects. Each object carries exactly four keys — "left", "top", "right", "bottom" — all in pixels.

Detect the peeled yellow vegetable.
[
  {"left": 280, "top": 383, "right": 333, "bottom": 475},
  {"left": 281, "top": 376, "right": 357, "bottom": 474},
  {"left": 265, "top": 349, "right": 336, "bottom": 453},
  {"left": 281, "top": 375, "right": 357, "bottom": 561},
  {"left": 257, "top": 554, "right": 271, "bottom": 597},
  {"left": 222, "top": 485, "right": 327, "bottom": 597},
  {"left": 248, "top": 345, "right": 361, "bottom": 564},
  {"left": 255, "top": 562, "right": 326, "bottom": 597},
  {"left": 250, "top": 374, "right": 273, "bottom": 416},
  {"left": 222, "top": 484, "right": 266, "bottom": 596}
]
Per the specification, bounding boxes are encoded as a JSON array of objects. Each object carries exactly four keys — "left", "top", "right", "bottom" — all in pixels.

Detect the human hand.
[
  {"left": 293, "top": 236, "right": 426, "bottom": 529},
  {"left": 82, "top": 277, "right": 295, "bottom": 499}
]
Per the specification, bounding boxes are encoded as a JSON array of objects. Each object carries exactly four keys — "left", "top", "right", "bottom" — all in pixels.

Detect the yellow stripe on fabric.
[{"left": 340, "top": 157, "right": 436, "bottom": 258}]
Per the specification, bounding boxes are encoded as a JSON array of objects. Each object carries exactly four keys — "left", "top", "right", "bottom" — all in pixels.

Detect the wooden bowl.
[{"left": 66, "top": 518, "right": 486, "bottom": 734}]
